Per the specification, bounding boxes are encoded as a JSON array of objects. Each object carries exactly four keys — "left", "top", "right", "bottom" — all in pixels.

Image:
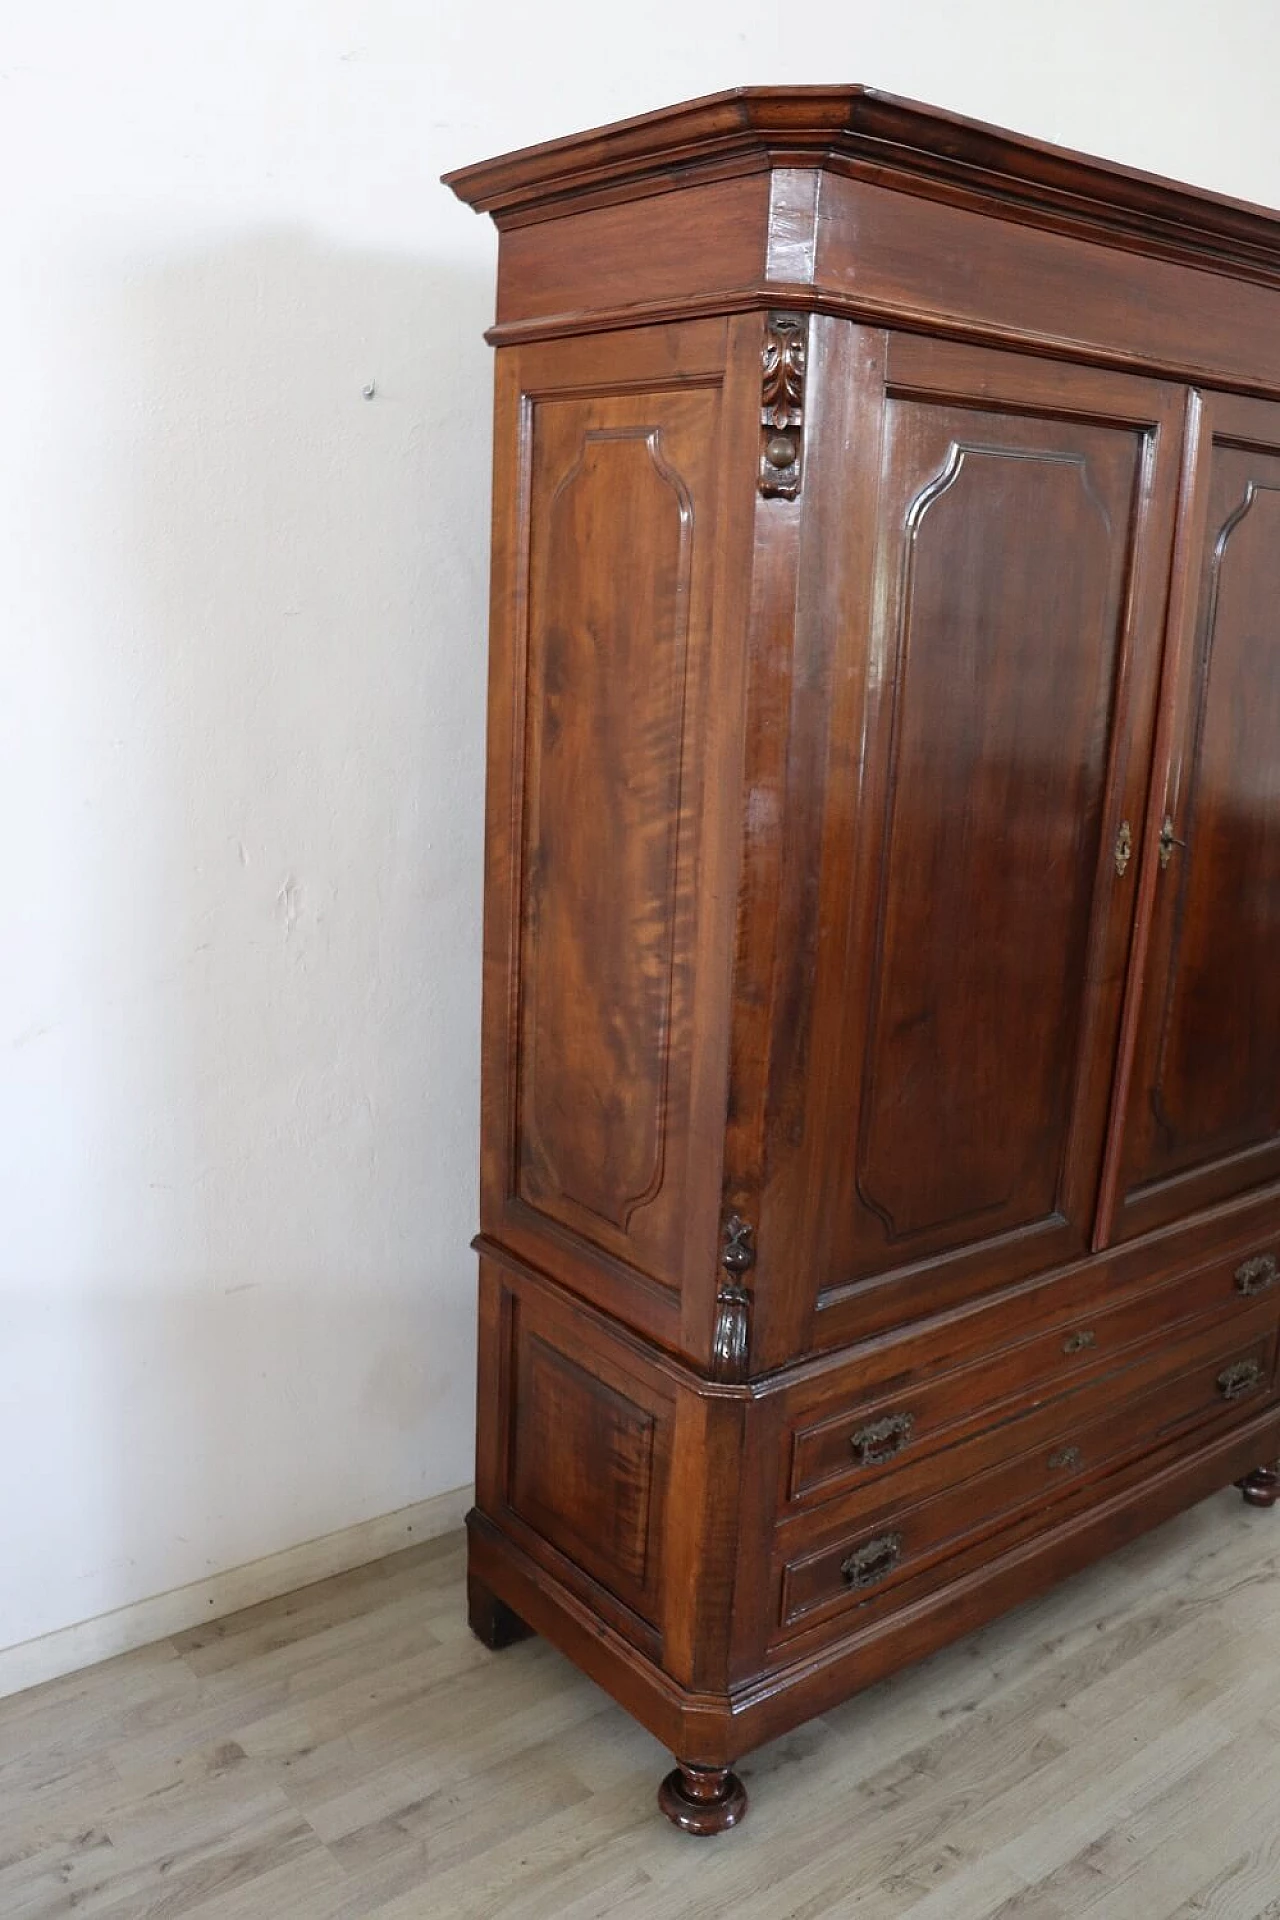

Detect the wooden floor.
[{"left": 5, "top": 1492, "right": 1280, "bottom": 1918}]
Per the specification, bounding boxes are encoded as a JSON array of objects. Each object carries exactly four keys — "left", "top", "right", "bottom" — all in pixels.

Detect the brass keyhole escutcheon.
[
  {"left": 1114, "top": 819, "right": 1133, "bottom": 877},
  {"left": 1158, "top": 815, "right": 1186, "bottom": 870}
]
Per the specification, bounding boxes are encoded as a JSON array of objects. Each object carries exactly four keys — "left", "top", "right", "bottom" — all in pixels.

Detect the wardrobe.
[{"left": 444, "top": 87, "right": 1280, "bottom": 1832}]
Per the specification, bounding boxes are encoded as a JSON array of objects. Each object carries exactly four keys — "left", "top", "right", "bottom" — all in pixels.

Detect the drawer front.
[
  {"left": 786, "top": 1243, "right": 1280, "bottom": 1508},
  {"left": 772, "top": 1311, "right": 1277, "bottom": 1642}
]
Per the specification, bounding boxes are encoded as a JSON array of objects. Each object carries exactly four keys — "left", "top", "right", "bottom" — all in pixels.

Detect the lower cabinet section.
[{"left": 470, "top": 1241, "right": 1280, "bottom": 1832}]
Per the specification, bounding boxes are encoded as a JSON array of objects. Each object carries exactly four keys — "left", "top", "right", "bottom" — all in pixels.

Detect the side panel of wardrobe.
[{"left": 477, "top": 318, "right": 759, "bottom": 1366}]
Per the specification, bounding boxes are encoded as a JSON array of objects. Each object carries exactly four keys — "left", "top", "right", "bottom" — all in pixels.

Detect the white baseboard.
[{"left": 0, "top": 1482, "right": 473, "bottom": 1703}]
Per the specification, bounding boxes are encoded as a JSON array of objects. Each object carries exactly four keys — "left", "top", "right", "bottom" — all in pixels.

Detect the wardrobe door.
[
  {"left": 1107, "top": 392, "right": 1280, "bottom": 1241},
  {"left": 755, "top": 333, "right": 1184, "bottom": 1362}
]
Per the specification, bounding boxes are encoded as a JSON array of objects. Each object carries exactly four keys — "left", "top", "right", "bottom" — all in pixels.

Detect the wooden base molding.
[
  {"left": 467, "top": 1403, "right": 1280, "bottom": 1813},
  {"left": 0, "top": 1484, "right": 473, "bottom": 1702}
]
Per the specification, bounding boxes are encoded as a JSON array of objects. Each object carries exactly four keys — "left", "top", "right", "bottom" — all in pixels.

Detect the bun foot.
[
  {"left": 658, "top": 1762, "right": 747, "bottom": 1835},
  {"left": 467, "top": 1572, "right": 534, "bottom": 1649},
  {"left": 1236, "top": 1465, "right": 1280, "bottom": 1509}
]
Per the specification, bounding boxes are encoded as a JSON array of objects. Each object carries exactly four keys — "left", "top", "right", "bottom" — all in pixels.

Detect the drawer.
[
  {"left": 785, "top": 1242, "right": 1280, "bottom": 1509},
  {"left": 773, "top": 1309, "right": 1277, "bottom": 1641}
]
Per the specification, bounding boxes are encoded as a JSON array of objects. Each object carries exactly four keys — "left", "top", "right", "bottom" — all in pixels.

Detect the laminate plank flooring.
[{"left": 4, "top": 1491, "right": 1280, "bottom": 1918}]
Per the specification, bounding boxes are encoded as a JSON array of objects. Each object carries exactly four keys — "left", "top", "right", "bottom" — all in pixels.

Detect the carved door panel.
[
  {"left": 755, "top": 332, "right": 1185, "bottom": 1362},
  {"left": 478, "top": 319, "right": 758, "bottom": 1364},
  {"left": 1107, "top": 392, "right": 1280, "bottom": 1240}
]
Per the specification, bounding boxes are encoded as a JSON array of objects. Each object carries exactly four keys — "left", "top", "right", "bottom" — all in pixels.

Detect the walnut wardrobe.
[{"left": 444, "top": 88, "right": 1280, "bottom": 1833}]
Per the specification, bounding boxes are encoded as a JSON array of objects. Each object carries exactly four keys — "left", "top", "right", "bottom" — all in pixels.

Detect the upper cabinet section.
[{"left": 444, "top": 88, "right": 1280, "bottom": 394}]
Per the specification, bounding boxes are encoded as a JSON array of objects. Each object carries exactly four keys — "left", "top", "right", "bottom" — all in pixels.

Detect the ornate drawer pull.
[
  {"left": 840, "top": 1533, "right": 902, "bottom": 1591},
  {"left": 1048, "top": 1445, "right": 1082, "bottom": 1472},
  {"left": 1217, "top": 1359, "right": 1265, "bottom": 1401},
  {"left": 1236, "top": 1253, "right": 1279, "bottom": 1296},
  {"left": 848, "top": 1412, "right": 915, "bottom": 1467},
  {"left": 1063, "top": 1329, "right": 1096, "bottom": 1355}
]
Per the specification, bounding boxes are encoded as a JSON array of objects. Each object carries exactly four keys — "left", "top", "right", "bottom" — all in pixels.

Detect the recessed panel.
[
  {"left": 849, "top": 406, "right": 1141, "bottom": 1274},
  {"left": 515, "top": 388, "right": 719, "bottom": 1288},
  {"left": 508, "top": 1323, "right": 665, "bottom": 1619}
]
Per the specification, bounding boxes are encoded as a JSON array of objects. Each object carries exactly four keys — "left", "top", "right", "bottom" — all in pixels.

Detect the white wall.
[{"left": 4, "top": 0, "right": 1280, "bottom": 1661}]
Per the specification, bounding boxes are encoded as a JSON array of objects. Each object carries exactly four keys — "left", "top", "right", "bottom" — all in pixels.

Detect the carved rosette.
[
  {"left": 759, "top": 312, "right": 808, "bottom": 499},
  {"left": 711, "top": 1213, "right": 756, "bottom": 1382}
]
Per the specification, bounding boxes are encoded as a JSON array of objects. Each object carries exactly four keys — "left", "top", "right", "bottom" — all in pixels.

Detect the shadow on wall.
[{"left": 3, "top": 228, "right": 497, "bottom": 1651}]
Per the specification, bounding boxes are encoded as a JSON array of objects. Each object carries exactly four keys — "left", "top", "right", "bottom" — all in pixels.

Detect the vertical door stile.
[
  {"left": 716, "top": 308, "right": 815, "bottom": 1378},
  {"left": 746, "top": 318, "right": 892, "bottom": 1374}
]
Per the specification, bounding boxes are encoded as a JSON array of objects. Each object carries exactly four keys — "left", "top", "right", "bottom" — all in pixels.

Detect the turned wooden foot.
[
  {"left": 1236, "top": 1464, "right": 1280, "bottom": 1509},
  {"left": 658, "top": 1762, "right": 747, "bottom": 1835},
  {"left": 467, "top": 1572, "right": 534, "bottom": 1649}
]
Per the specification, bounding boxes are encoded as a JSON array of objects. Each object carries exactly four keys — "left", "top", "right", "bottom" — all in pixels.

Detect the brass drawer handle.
[
  {"left": 1217, "top": 1359, "right": 1265, "bottom": 1402},
  {"left": 1048, "top": 1445, "right": 1083, "bottom": 1472},
  {"left": 1063, "top": 1329, "right": 1096, "bottom": 1355},
  {"left": 848, "top": 1412, "right": 915, "bottom": 1468},
  {"left": 1236, "top": 1253, "right": 1279, "bottom": 1296},
  {"left": 840, "top": 1532, "right": 902, "bottom": 1591}
]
